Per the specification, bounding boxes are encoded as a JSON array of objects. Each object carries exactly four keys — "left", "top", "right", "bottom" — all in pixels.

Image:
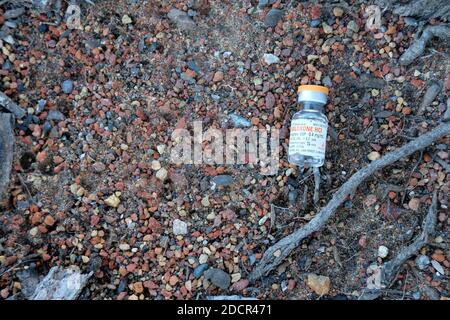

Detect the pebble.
[
  {"left": 232, "top": 279, "right": 249, "bottom": 292},
  {"left": 157, "top": 144, "right": 166, "bottom": 155},
  {"left": 204, "top": 268, "right": 231, "bottom": 290},
  {"left": 201, "top": 196, "right": 210, "bottom": 207},
  {"left": 29, "top": 227, "right": 39, "bottom": 237},
  {"left": 377, "top": 245, "right": 389, "bottom": 258},
  {"left": 229, "top": 114, "right": 251, "bottom": 128},
  {"left": 173, "top": 219, "right": 188, "bottom": 235},
  {"left": 92, "top": 162, "right": 106, "bottom": 173},
  {"left": 231, "top": 273, "right": 241, "bottom": 283},
  {"left": 119, "top": 243, "right": 130, "bottom": 251},
  {"left": 263, "top": 53, "right": 280, "bottom": 65},
  {"left": 322, "top": 23, "right": 333, "bottom": 34},
  {"left": 310, "top": 19, "right": 321, "bottom": 28},
  {"left": 288, "top": 190, "right": 298, "bottom": 204},
  {"left": 306, "top": 274, "right": 331, "bottom": 295},
  {"left": 213, "top": 71, "right": 224, "bottom": 82},
  {"left": 333, "top": 7, "right": 344, "bottom": 17},
  {"left": 264, "top": 9, "right": 284, "bottom": 27},
  {"left": 38, "top": 23, "right": 48, "bottom": 33},
  {"left": 62, "top": 80, "right": 73, "bottom": 94},
  {"left": 199, "top": 254, "right": 209, "bottom": 264},
  {"left": 258, "top": 0, "right": 275, "bottom": 9},
  {"left": 211, "top": 175, "right": 234, "bottom": 186},
  {"left": 415, "top": 255, "right": 430, "bottom": 270},
  {"left": 431, "top": 260, "right": 445, "bottom": 275},
  {"left": 104, "top": 194, "right": 120, "bottom": 208},
  {"left": 167, "top": 8, "right": 196, "bottom": 30},
  {"left": 408, "top": 198, "right": 420, "bottom": 211},
  {"left": 194, "top": 263, "right": 209, "bottom": 278},
  {"left": 44, "top": 215, "right": 55, "bottom": 226},
  {"left": 347, "top": 20, "right": 359, "bottom": 33},
  {"left": 121, "top": 15, "right": 132, "bottom": 25},
  {"left": 156, "top": 168, "right": 168, "bottom": 181},
  {"left": 367, "top": 151, "right": 381, "bottom": 161},
  {"left": 47, "top": 110, "right": 65, "bottom": 121},
  {"left": 151, "top": 160, "right": 161, "bottom": 170},
  {"left": 187, "top": 60, "right": 200, "bottom": 73}
]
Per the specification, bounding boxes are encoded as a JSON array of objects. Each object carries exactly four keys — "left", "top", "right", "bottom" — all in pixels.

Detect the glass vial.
[{"left": 288, "top": 85, "right": 329, "bottom": 168}]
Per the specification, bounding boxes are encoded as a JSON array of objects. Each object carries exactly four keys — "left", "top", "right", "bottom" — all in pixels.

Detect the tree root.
[
  {"left": 0, "top": 113, "right": 14, "bottom": 204},
  {"left": 359, "top": 193, "right": 438, "bottom": 300},
  {"left": 249, "top": 122, "right": 450, "bottom": 282},
  {"left": 399, "top": 25, "right": 450, "bottom": 66},
  {"left": 393, "top": 0, "right": 450, "bottom": 21},
  {"left": 418, "top": 82, "right": 442, "bottom": 115}
]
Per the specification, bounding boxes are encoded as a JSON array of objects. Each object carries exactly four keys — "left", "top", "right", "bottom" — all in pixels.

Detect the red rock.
[
  {"left": 44, "top": 215, "right": 55, "bottom": 226},
  {"left": 169, "top": 275, "right": 179, "bottom": 286},
  {"left": 310, "top": 4, "right": 322, "bottom": 19},
  {"left": 213, "top": 71, "right": 224, "bottom": 82},
  {"left": 220, "top": 208, "right": 236, "bottom": 221},
  {"left": 265, "top": 92, "right": 275, "bottom": 109},
  {"left": 90, "top": 215, "right": 100, "bottom": 226},
  {"left": 126, "top": 263, "right": 137, "bottom": 272},
  {"left": 36, "top": 151, "right": 47, "bottom": 163},
  {"left": 432, "top": 252, "right": 445, "bottom": 263},
  {"left": 0, "top": 288, "right": 9, "bottom": 299},
  {"left": 251, "top": 117, "right": 259, "bottom": 126},
  {"left": 358, "top": 235, "right": 367, "bottom": 248},
  {"left": 143, "top": 280, "right": 158, "bottom": 290},
  {"left": 31, "top": 212, "right": 42, "bottom": 225},
  {"left": 53, "top": 155, "right": 64, "bottom": 164},
  {"left": 288, "top": 279, "right": 296, "bottom": 290}
]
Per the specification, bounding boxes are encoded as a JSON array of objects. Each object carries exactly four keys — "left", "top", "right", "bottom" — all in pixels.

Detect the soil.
[{"left": 0, "top": 0, "right": 448, "bottom": 300}]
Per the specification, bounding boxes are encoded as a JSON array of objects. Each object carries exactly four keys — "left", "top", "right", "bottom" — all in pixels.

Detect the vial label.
[{"left": 288, "top": 118, "right": 327, "bottom": 159}]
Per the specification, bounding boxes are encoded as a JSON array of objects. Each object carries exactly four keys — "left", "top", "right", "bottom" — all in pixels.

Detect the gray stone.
[
  {"left": 323, "top": 76, "right": 332, "bottom": 87},
  {"left": 168, "top": 8, "right": 196, "bottom": 30},
  {"left": 204, "top": 268, "right": 231, "bottom": 290},
  {"left": 347, "top": 20, "right": 359, "bottom": 33},
  {"left": 288, "top": 190, "right": 298, "bottom": 204},
  {"left": 47, "top": 110, "right": 65, "bottom": 121},
  {"left": 173, "top": 219, "right": 188, "bottom": 235},
  {"left": 263, "top": 53, "right": 280, "bottom": 65},
  {"left": 431, "top": 260, "right": 445, "bottom": 275},
  {"left": 187, "top": 60, "right": 200, "bottom": 73},
  {"left": 229, "top": 114, "right": 251, "bottom": 128},
  {"left": 62, "top": 80, "right": 73, "bottom": 94},
  {"left": 211, "top": 175, "right": 234, "bottom": 186},
  {"left": 264, "top": 9, "right": 284, "bottom": 27},
  {"left": 415, "top": 255, "right": 430, "bottom": 270},
  {"left": 258, "top": 0, "right": 276, "bottom": 9},
  {"left": 193, "top": 263, "right": 209, "bottom": 278}
]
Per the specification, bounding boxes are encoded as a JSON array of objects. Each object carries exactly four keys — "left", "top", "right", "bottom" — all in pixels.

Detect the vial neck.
[{"left": 301, "top": 101, "right": 325, "bottom": 112}]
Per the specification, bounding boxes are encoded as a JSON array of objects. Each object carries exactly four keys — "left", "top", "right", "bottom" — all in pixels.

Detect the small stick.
[
  {"left": 313, "top": 167, "right": 320, "bottom": 204},
  {"left": 359, "top": 192, "right": 438, "bottom": 300},
  {"left": 302, "top": 185, "right": 308, "bottom": 210}
]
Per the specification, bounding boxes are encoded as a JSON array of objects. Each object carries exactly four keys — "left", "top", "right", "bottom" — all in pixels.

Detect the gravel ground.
[{"left": 0, "top": 0, "right": 449, "bottom": 300}]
